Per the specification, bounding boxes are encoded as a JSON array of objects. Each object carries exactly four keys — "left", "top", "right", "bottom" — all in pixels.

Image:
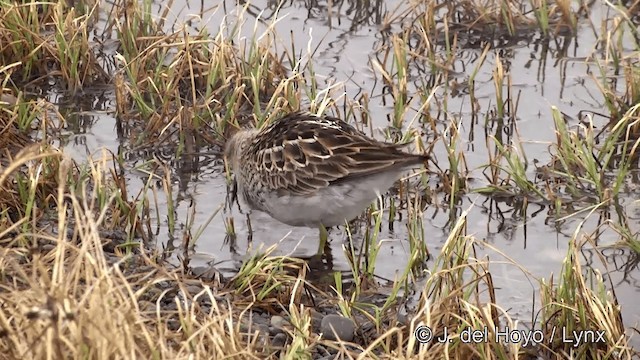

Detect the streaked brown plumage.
[{"left": 224, "top": 111, "right": 427, "bottom": 233}]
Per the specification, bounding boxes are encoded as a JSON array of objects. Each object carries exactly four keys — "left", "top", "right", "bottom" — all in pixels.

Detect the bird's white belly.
[{"left": 260, "top": 171, "right": 406, "bottom": 227}]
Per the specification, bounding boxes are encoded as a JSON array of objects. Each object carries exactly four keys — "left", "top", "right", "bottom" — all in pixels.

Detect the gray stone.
[
  {"left": 314, "top": 344, "right": 332, "bottom": 357},
  {"left": 396, "top": 312, "right": 409, "bottom": 326},
  {"left": 272, "top": 333, "right": 287, "bottom": 347},
  {"left": 185, "top": 285, "right": 202, "bottom": 295},
  {"left": 310, "top": 309, "right": 323, "bottom": 331},
  {"left": 41, "top": 244, "right": 56, "bottom": 252},
  {"left": 269, "top": 326, "right": 284, "bottom": 336},
  {"left": 190, "top": 266, "right": 224, "bottom": 282},
  {"left": 167, "top": 319, "right": 180, "bottom": 331},
  {"left": 270, "top": 315, "right": 287, "bottom": 329},
  {"left": 163, "top": 301, "right": 178, "bottom": 311},
  {"left": 320, "top": 314, "right": 356, "bottom": 342},
  {"left": 257, "top": 324, "right": 270, "bottom": 335},
  {"left": 251, "top": 314, "right": 270, "bottom": 327}
]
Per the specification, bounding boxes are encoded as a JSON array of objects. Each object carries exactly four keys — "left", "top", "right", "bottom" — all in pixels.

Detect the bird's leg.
[
  {"left": 246, "top": 212, "right": 253, "bottom": 244},
  {"left": 226, "top": 177, "right": 240, "bottom": 212},
  {"left": 318, "top": 223, "right": 329, "bottom": 255}
]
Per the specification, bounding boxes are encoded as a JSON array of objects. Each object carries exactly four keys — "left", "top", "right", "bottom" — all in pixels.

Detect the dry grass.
[
  {"left": 0, "top": 139, "right": 266, "bottom": 358},
  {"left": 0, "top": 191, "right": 266, "bottom": 359}
]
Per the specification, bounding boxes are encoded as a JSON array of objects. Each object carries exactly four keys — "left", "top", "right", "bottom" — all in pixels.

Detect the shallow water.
[{"left": 52, "top": 0, "right": 639, "bottom": 348}]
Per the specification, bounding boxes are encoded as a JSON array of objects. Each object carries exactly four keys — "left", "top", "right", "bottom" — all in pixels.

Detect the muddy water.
[{"left": 55, "top": 0, "right": 639, "bottom": 346}]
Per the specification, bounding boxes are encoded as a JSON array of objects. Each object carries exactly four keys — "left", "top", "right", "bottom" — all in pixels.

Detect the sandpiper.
[{"left": 224, "top": 111, "right": 428, "bottom": 253}]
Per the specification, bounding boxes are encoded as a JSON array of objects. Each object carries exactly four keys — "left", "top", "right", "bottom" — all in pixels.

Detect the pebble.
[
  {"left": 269, "top": 326, "right": 284, "bottom": 336},
  {"left": 320, "top": 314, "right": 356, "bottom": 342},
  {"left": 314, "top": 344, "right": 332, "bottom": 357},
  {"left": 270, "top": 315, "right": 287, "bottom": 329},
  {"left": 163, "top": 301, "right": 178, "bottom": 311},
  {"left": 185, "top": 284, "right": 202, "bottom": 295},
  {"left": 256, "top": 324, "right": 270, "bottom": 335},
  {"left": 139, "top": 301, "right": 156, "bottom": 313},
  {"left": 190, "top": 265, "right": 224, "bottom": 282},
  {"left": 396, "top": 312, "right": 409, "bottom": 326},
  {"left": 272, "top": 333, "right": 287, "bottom": 348},
  {"left": 241, "top": 320, "right": 270, "bottom": 336},
  {"left": 41, "top": 244, "right": 56, "bottom": 252},
  {"left": 250, "top": 312, "right": 270, "bottom": 327},
  {"left": 309, "top": 309, "right": 323, "bottom": 331},
  {"left": 167, "top": 319, "right": 180, "bottom": 331},
  {"left": 240, "top": 322, "right": 270, "bottom": 346},
  {"left": 0, "top": 93, "right": 18, "bottom": 106}
]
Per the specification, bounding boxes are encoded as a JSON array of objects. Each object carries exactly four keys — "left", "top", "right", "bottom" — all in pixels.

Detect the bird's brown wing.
[{"left": 248, "top": 112, "right": 426, "bottom": 196}]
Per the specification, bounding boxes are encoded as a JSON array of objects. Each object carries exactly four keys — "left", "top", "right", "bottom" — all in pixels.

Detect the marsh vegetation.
[{"left": 0, "top": 0, "right": 639, "bottom": 358}]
